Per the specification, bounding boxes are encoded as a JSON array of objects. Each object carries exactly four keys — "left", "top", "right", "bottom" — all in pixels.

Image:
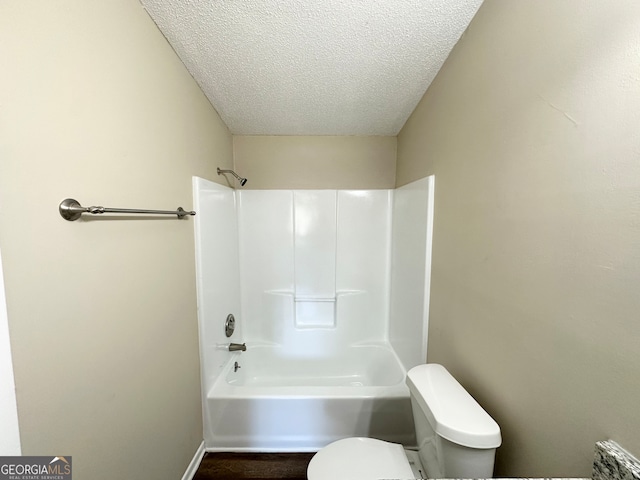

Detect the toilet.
[{"left": 307, "top": 363, "right": 502, "bottom": 479}]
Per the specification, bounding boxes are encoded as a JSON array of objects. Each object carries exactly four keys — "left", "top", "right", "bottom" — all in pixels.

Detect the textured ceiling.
[{"left": 140, "top": 0, "right": 483, "bottom": 135}]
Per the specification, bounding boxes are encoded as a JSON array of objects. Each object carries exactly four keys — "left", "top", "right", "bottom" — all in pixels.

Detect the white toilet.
[{"left": 307, "top": 363, "right": 502, "bottom": 479}]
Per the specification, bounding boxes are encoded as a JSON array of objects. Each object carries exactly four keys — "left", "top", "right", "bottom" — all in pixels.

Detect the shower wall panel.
[
  {"left": 237, "top": 191, "right": 295, "bottom": 343},
  {"left": 336, "top": 190, "right": 393, "bottom": 343},
  {"left": 389, "top": 176, "right": 434, "bottom": 369},
  {"left": 293, "top": 191, "right": 337, "bottom": 328},
  {"left": 237, "top": 190, "right": 392, "bottom": 351},
  {"left": 293, "top": 191, "right": 337, "bottom": 298},
  {"left": 192, "top": 177, "right": 242, "bottom": 388}
]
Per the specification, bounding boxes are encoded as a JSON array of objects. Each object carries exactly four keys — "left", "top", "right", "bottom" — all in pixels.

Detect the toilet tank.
[{"left": 406, "top": 364, "right": 502, "bottom": 478}]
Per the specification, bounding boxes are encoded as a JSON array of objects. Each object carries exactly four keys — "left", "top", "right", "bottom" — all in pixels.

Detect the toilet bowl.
[
  {"left": 307, "top": 363, "right": 502, "bottom": 480},
  {"left": 307, "top": 437, "right": 415, "bottom": 479}
]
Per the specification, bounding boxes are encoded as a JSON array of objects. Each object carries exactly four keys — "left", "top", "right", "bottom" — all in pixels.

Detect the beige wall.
[
  {"left": 233, "top": 136, "right": 396, "bottom": 189},
  {"left": 397, "top": 1, "right": 640, "bottom": 477},
  {"left": 0, "top": 1, "right": 232, "bottom": 478}
]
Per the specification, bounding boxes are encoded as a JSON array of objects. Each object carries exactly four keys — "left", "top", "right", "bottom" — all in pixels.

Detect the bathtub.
[{"left": 204, "top": 344, "right": 416, "bottom": 451}]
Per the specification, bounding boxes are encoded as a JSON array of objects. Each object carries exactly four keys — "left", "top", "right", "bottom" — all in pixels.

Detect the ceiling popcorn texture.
[{"left": 140, "top": 0, "right": 484, "bottom": 135}]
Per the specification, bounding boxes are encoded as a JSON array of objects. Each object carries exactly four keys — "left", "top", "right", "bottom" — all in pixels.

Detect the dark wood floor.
[{"left": 193, "top": 453, "right": 315, "bottom": 480}]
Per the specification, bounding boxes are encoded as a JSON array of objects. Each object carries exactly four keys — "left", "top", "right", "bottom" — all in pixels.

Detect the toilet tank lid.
[{"left": 407, "top": 364, "right": 502, "bottom": 449}]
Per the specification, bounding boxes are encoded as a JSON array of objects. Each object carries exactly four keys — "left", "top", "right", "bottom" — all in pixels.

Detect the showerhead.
[{"left": 217, "top": 167, "right": 248, "bottom": 187}]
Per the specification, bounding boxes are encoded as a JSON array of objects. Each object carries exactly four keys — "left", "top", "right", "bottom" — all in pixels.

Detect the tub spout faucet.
[{"left": 228, "top": 343, "right": 246, "bottom": 352}]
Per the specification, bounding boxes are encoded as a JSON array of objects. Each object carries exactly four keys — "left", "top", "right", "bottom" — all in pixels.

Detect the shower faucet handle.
[{"left": 228, "top": 343, "right": 246, "bottom": 352}]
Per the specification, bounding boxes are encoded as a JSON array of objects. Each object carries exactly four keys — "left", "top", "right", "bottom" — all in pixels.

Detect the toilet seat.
[{"left": 307, "top": 437, "right": 414, "bottom": 480}]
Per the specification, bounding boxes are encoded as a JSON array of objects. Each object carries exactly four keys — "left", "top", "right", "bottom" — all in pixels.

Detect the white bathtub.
[{"left": 204, "top": 344, "right": 416, "bottom": 451}]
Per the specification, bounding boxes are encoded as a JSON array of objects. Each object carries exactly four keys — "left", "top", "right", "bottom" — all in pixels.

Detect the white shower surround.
[{"left": 193, "top": 176, "right": 433, "bottom": 451}]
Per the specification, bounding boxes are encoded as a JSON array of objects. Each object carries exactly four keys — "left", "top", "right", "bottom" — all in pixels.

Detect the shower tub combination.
[
  {"left": 193, "top": 177, "right": 434, "bottom": 452},
  {"left": 205, "top": 344, "right": 415, "bottom": 451}
]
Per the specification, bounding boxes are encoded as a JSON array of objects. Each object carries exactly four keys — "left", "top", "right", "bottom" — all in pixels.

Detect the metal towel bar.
[{"left": 59, "top": 198, "right": 195, "bottom": 221}]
